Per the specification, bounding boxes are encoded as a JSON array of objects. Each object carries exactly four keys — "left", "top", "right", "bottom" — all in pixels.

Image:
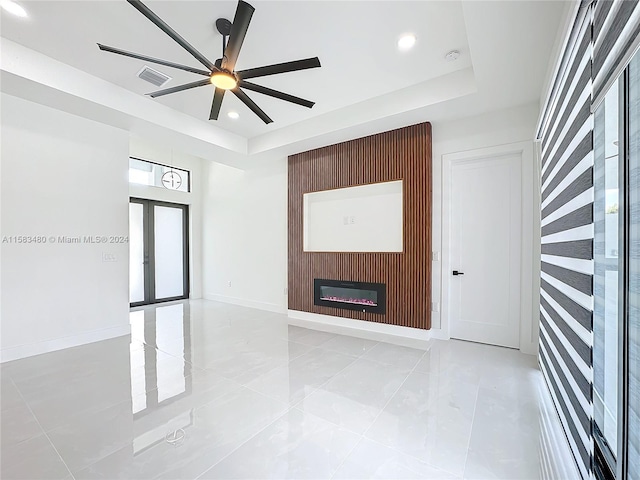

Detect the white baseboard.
[
  {"left": 0, "top": 324, "right": 131, "bottom": 363},
  {"left": 287, "top": 310, "right": 448, "bottom": 349},
  {"left": 205, "top": 293, "right": 287, "bottom": 314},
  {"left": 519, "top": 338, "right": 539, "bottom": 356}
]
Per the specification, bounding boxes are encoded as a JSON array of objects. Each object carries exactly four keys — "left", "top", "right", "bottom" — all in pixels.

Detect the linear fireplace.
[{"left": 313, "top": 279, "right": 386, "bottom": 314}]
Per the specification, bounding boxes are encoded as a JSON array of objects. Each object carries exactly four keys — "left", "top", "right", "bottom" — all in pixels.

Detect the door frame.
[
  {"left": 130, "top": 197, "right": 190, "bottom": 307},
  {"left": 441, "top": 141, "right": 538, "bottom": 354}
]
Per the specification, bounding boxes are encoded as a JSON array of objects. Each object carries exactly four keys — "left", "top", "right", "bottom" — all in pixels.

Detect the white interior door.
[{"left": 449, "top": 153, "right": 522, "bottom": 348}]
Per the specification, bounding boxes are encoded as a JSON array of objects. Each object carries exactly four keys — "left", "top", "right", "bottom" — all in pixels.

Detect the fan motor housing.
[{"left": 216, "top": 18, "right": 232, "bottom": 35}]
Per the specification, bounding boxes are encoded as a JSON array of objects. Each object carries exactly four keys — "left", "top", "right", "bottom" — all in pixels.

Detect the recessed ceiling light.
[
  {"left": 397, "top": 34, "right": 416, "bottom": 51},
  {"left": 228, "top": 111, "right": 239, "bottom": 119},
  {"left": 0, "top": 0, "right": 28, "bottom": 17},
  {"left": 445, "top": 50, "right": 461, "bottom": 62}
]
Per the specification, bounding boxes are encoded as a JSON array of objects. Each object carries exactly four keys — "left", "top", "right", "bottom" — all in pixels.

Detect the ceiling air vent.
[{"left": 137, "top": 66, "right": 171, "bottom": 87}]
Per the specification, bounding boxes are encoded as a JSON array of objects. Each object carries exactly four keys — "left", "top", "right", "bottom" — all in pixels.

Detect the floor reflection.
[
  {"left": 0, "top": 299, "right": 575, "bottom": 480},
  {"left": 130, "top": 303, "right": 192, "bottom": 416}
]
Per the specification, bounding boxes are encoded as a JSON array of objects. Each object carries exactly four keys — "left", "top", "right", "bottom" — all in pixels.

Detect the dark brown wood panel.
[{"left": 288, "top": 122, "right": 432, "bottom": 330}]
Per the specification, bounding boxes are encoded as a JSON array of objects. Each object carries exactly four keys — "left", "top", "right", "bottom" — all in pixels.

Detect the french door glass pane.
[
  {"left": 594, "top": 77, "right": 620, "bottom": 456},
  {"left": 627, "top": 51, "right": 640, "bottom": 480},
  {"left": 154, "top": 205, "right": 184, "bottom": 299},
  {"left": 129, "top": 202, "right": 145, "bottom": 303}
]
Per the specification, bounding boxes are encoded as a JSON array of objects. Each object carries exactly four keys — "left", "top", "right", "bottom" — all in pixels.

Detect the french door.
[{"left": 129, "top": 198, "right": 189, "bottom": 306}]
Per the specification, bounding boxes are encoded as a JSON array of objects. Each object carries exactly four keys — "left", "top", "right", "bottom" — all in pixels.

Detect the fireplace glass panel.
[
  {"left": 320, "top": 286, "right": 378, "bottom": 306},
  {"left": 313, "top": 279, "right": 386, "bottom": 314}
]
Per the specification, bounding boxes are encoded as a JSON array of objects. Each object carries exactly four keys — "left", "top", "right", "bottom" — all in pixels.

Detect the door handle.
[{"left": 453, "top": 270, "right": 464, "bottom": 276}]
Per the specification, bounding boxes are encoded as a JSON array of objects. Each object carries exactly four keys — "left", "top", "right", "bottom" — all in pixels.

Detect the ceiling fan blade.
[
  {"left": 127, "top": 0, "right": 216, "bottom": 71},
  {"left": 237, "top": 57, "right": 321, "bottom": 80},
  {"left": 239, "top": 80, "right": 315, "bottom": 108},
  {"left": 223, "top": 0, "right": 255, "bottom": 72},
  {"left": 148, "top": 79, "right": 211, "bottom": 98},
  {"left": 97, "top": 44, "right": 211, "bottom": 76},
  {"left": 233, "top": 88, "right": 273, "bottom": 124},
  {"left": 209, "top": 88, "right": 226, "bottom": 120}
]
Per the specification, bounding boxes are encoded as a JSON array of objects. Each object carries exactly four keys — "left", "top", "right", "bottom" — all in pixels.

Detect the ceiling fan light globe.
[{"left": 210, "top": 71, "right": 238, "bottom": 90}]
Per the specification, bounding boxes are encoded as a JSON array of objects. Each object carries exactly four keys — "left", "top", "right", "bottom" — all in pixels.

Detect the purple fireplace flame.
[{"left": 320, "top": 296, "right": 377, "bottom": 306}]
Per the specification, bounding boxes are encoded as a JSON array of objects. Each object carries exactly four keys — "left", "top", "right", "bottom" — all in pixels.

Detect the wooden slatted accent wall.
[{"left": 287, "top": 122, "right": 432, "bottom": 330}]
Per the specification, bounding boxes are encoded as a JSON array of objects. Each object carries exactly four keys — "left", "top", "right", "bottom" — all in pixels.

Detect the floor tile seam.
[
  {"left": 410, "top": 367, "right": 484, "bottom": 393},
  {"left": 1, "top": 378, "right": 47, "bottom": 447},
  {"left": 239, "top": 381, "right": 298, "bottom": 407},
  {"left": 366, "top": 340, "right": 431, "bottom": 357},
  {"left": 313, "top": 345, "right": 418, "bottom": 371},
  {"left": 42, "top": 397, "right": 139, "bottom": 475},
  {"left": 360, "top": 348, "right": 426, "bottom": 371},
  {"left": 290, "top": 349, "right": 362, "bottom": 409},
  {"left": 149, "top": 342, "right": 207, "bottom": 369},
  {"left": 35, "top": 383, "right": 135, "bottom": 434},
  {"left": 287, "top": 340, "right": 323, "bottom": 359},
  {"left": 232, "top": 354, "right": 305, "bottom": 386},
  {"left": 284, "top": 350, "right": 367, "bottom": 425},
  {"left": 313, "top": 344, "right": 377, "bottom": 361},
  {"left": 1, "top": 367, "right": 15, "bottom": 382},
  {"left": 9, "top": 376, "right": 76, "bottom": 480},
  {"left": 356, "top": 435, "right": 463, "bottom": 479},
  {"left": 309, "top": 349, "right": 365, "bottom": 363},
  {"left": 190, "top": 343, "right": 300, "bottom": 382},
  {"left": 294, "top": 332, "right": 337, "bottom": 348},
  {"left": 237, "top": 353, "right": 341, "bottom": 402},
  {"left": 328, "top": 431, "right": 366, "bottom": 479},
  {"left": 9, "top": 365, "right": 132, "bottom": 392},
  {"left": 199, "top": 365, "right": 242, "bottom": 383},
  {"left": 284, "top": 358, "right": 360, "bottom": 408},
  {"left": 184, "top": 381, "right": 283, "bottom": 421},
  {"left": 402, "top": 452, "right": 464, "bottom": 479},
  {"left": 460, "top": 382, "right": 482, "bottom": 479},
  {"left": 326, "top": 350, "right": 450, "bottom": 479},
  {"left": 360, "top": 350, "right": 425, "bottom": 439},
  {"left": 322, "top": 335, "right": 380, "bottom": 352},
  {"left": 364, "top": 420, "right": 468, "bottom": 479},
  {"left": 136, "top": 375, "right": 246, "bottom": 415},
  {"left": 235, "top": 339, "right": 321, "bottom": 375},
  {"left": 287, "top": 405, "right": 365, "bottom": 438},
  {"left": 193, "top": 406, "right": 293, "bottom": 480}
]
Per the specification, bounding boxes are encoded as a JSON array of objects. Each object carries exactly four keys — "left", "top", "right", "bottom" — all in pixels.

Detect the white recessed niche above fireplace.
[{"left": 303, "top": 180, "right": 403, "bottom": 252}]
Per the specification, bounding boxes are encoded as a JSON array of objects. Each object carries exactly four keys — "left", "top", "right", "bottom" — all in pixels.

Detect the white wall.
[
  {"left": 202, "top": 103, "right": 540, "bottom": 345},
  {"left": 431, "top": 102, "right": 540, "bottom": 334},
  {"left": 1, "top": 94, "right": 130, "bottom": 362},
  {"left": 129, "top": 137, "right": 204, "bottom": 299},
  {"left": 202, "top": 160, "right": 288, "bottom": 312},
  {"left": 304, "top": 181, "right": 403, "bottom": 253}
]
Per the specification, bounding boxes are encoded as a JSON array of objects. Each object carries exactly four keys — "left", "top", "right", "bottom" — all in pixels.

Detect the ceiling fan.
[{"left": 98, "top": 0, "right": 321, "bottom": 124}]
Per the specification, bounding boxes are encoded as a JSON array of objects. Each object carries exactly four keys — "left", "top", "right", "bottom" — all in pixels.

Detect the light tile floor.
[{"left": 1, "top": 300, "right": 575, "bottom": 479}]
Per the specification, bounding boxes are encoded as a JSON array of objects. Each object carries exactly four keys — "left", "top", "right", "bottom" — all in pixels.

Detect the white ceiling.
[{"left": 0, "top": 0, "right": 569, "bottom": 157}]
